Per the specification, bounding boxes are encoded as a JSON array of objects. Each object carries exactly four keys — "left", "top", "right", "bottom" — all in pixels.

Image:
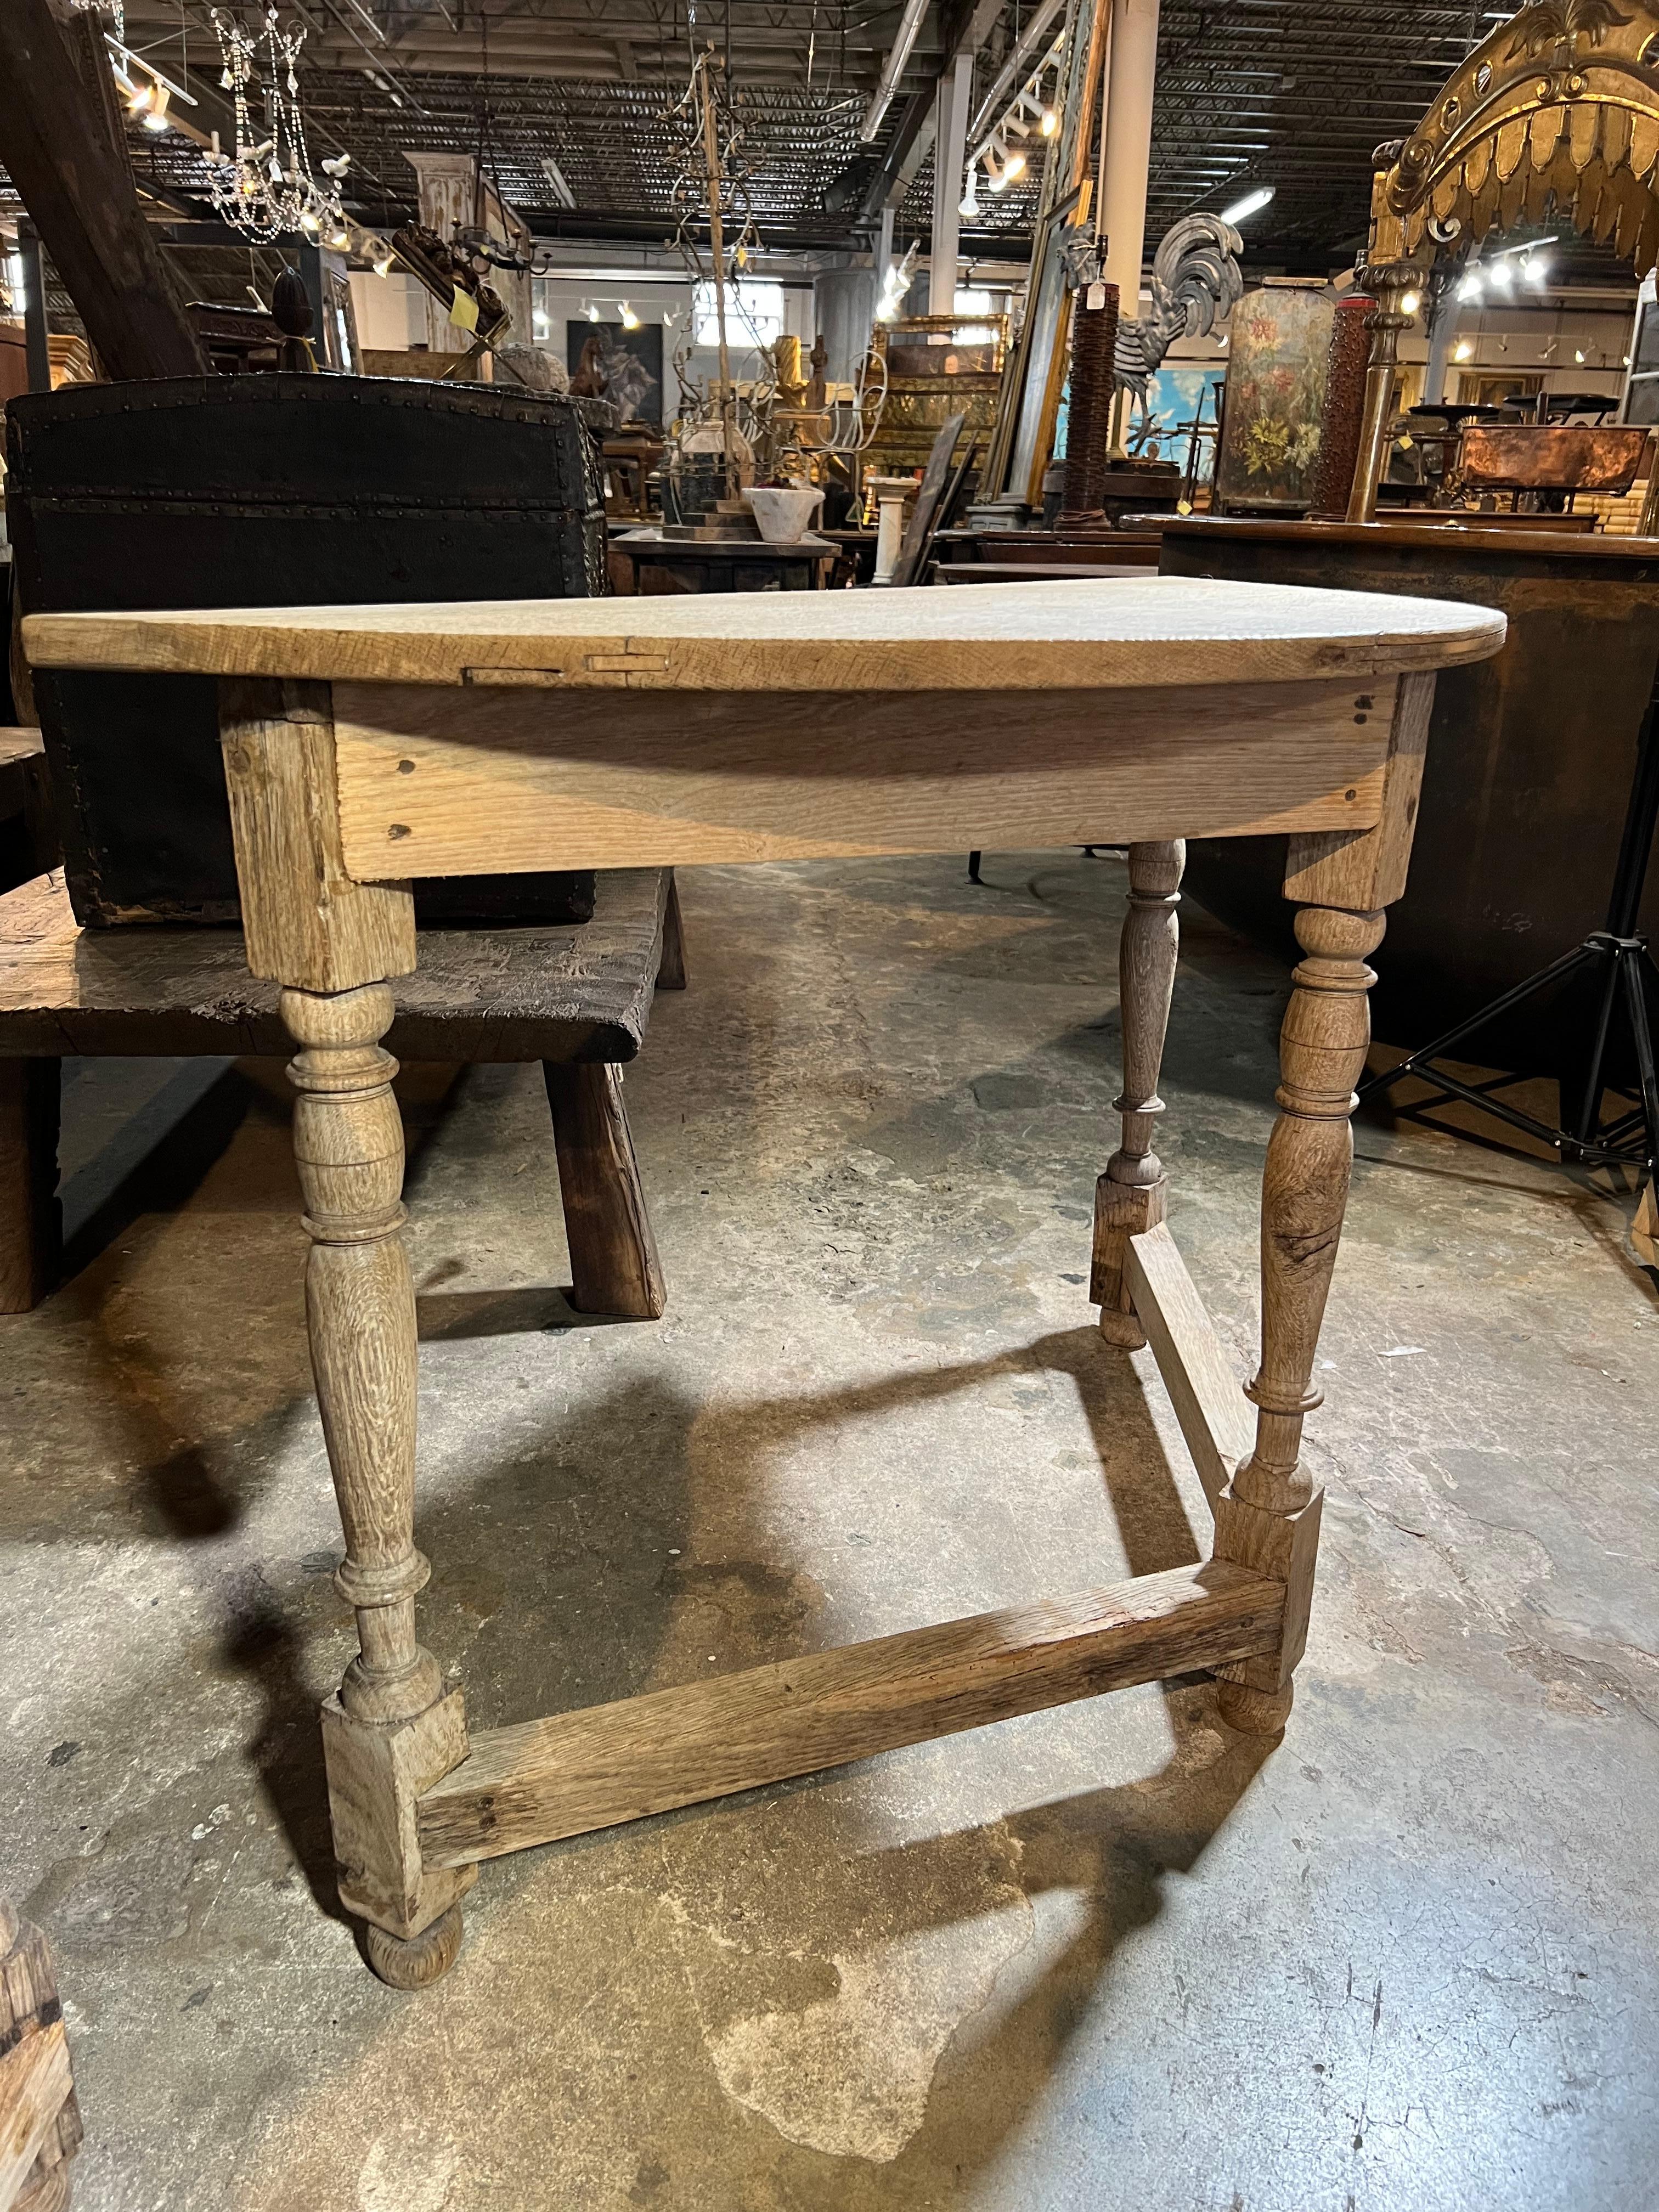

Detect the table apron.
[{"left": 328, "top": 674, "right": 1392, "bottom": 879}]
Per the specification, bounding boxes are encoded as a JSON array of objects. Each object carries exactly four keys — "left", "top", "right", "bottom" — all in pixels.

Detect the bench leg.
[
  {"left": 657, "top": 870, "right": 689, "bottom": 991},
  {"left": 544, "top": 1062, "right": 665, "bottom": 1319},
  {"left": 0, "top": 1059, "right": 61, "bottom": 1314},
  {"left": 1093, "top": 840, "right": 1184, "bottom": 1347}
]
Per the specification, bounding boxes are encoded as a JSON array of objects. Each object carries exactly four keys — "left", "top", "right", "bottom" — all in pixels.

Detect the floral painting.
[{"left": 1214, "top": 286, "right": 1335, "bottom": 511}]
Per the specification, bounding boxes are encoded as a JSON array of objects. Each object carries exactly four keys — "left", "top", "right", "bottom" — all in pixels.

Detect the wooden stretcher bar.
[{"left": 416, "top": 1560, "right": 1285, "bottom": 1869}]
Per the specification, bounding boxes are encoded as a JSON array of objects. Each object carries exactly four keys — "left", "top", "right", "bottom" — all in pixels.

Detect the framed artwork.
[
  {"left": 321, "top": 266, "right": 361, "bottom": 374},
  {"left": 565, "top": 320, "right": 664, "bottom": 426},
  {"left": 1127, "top": 365, "right": 1226, "bottom": 481},
  {"left": 1622, "top": 271, "right": 1659, "bottom": 424},
  {"left": 1214, "top": 285, "right": 1335, "bottom": 511},
  {"left": 996, "top": 183, "right": 1085, "bottom": 509},
  {"left": 1457, "top": 370, "right": 1544, "bottom": 408}
]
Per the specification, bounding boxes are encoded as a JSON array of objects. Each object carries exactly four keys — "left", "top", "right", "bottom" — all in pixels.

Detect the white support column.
[
  {"left": 1098, "top": 0, "right": 1159, "bottom": 313},
  {"left": 929, "top": 51, "right": 974, "bottom": 319}
]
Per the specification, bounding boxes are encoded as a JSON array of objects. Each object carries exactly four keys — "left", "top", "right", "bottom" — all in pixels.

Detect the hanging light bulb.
[
  {"left": 327, "top": 220, "right": 351, "bottom": 250},
  {"left": 1040, "top": 104, "right": 1058, "bottom": 136},
  {"left": 1525, "top": 253, "right": 1549, "bottom": 286},
  {"left": 986, "top": 151, "right": 1009, "bottom": 196},
  {"left": 1454, "top": 338, "right": 1474, "bottom": 362},
  {"left": 587, "top": 301, "right": 601, "bottom": 322},
  {"left": 1003, "top": 148, "right": 1027, "bottom": 182},
  {"left": 619, "top": 301, "right": 640, "bottom": 330},
  {"left": 1458, "top": 268, "right": 1485, "bottom": 301},
  {"left": 125, "top": 77, "right": 153, "bottom": 114},
  {"left": 298, "top": 207, "right": 321, "bottom": 236},
  {"left": 372, "top": 243, "right": 394, "bottom": 277},
  {"left": 1399, "top": 288, "right": 1421, "bottom": 317},
  {"left": 142, "top": 83, "right": 171, "bottom": 131},
  {"left": 959, "top": 161, "right": 981, "bottom": 219},
  {"left": 1488, "top": 258, "right": 1513, "bottom": 287}
]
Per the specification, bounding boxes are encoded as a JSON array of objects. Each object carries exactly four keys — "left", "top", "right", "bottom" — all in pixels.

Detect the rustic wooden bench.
[
  {"left": 0, "top": 865, "right": 685, "bottom": 1317},
  {"left": 0, "top": 727, "right": 54, "bottom": 891}
]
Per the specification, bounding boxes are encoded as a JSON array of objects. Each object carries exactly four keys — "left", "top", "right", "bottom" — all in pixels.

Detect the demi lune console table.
[{"left": 24, "top": 579, "right": 1505, "bottom": 1989}]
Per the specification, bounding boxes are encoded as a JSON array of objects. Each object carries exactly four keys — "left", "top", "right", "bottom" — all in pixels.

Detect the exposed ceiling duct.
[{"left": 859, "top": 0, "right": 932, "bottom": 144}]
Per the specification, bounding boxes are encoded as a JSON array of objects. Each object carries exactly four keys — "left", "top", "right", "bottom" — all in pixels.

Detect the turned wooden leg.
[
  {"left": 0, "top": 1059, "right": 60, "bottom": 1314},
  {"left": 1215, "top": 903, "right": 1384, "bottom": 1735},
  {"left": 217, "top": 679, "right": 467, "bottom": 1984},
  {"left": 544, "top": 1060, "right": 665, "bottom": 1319},
  {"left": 1094, "top": 840, "right": 1184, "bottom": 1348},
  {"left": 284, "top": 983, "right": 477, "bottom": 1984}
]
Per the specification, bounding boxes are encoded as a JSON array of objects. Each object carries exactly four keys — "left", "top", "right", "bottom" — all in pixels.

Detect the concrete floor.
[{"left": 4, "top": 850, "right": 1657, "bottom": 2212}]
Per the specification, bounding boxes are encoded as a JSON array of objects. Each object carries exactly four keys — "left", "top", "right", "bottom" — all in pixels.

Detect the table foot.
[
  {"left": 1217, "top": 1677, "right": 1294, "bottom": 1736},
  {"left": 16, "top": 2167, "right": 72, "bottom": 2212},
  {"left": 364, "top": 1904, "right": 465, "bottom": 1990}
]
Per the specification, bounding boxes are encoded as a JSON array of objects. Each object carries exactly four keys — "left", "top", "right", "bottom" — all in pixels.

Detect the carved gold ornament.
[{"left": 1369, "top": 0, "right": 1659, "bottom": 272}]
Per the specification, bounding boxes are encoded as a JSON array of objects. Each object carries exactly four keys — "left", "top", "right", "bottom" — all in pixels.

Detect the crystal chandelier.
[
  {"left": 205, "top": 8, "right": 349, "bottom": 246},
  {"left": 67, "top": 0, "right": 126, "bottom": 44}
]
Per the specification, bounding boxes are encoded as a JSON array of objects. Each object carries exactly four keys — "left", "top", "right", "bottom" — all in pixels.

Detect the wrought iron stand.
[{"left": 1360, "top": 670, "right": 1659, "bottom": 1178}]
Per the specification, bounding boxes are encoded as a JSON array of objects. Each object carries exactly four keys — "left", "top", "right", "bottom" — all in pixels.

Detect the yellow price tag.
[{"left": 449, "top": 285, "right": 479, "bottom": 334}]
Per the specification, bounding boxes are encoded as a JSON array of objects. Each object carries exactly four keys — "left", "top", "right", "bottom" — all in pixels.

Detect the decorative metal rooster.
[{"left": 1113, "top": 212, "right": 1244, "bottom": 436}]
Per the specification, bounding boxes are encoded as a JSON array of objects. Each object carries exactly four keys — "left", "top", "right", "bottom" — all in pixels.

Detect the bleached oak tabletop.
[{"left": 23, "top": 575, "right": 1506, "bottom": 693}]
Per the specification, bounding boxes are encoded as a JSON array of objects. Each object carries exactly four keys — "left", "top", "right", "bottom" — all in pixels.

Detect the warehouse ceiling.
[{"left": 14, "top": 2, "right": 1641, "bottom": 275}]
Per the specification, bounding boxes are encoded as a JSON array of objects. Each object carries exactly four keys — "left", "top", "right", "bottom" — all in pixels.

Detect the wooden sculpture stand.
[{"left": 22, "top": 583, "right": 1499, "bottom": 1988}]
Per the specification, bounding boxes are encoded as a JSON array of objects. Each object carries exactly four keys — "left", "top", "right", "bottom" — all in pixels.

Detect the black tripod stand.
[{"left": 1359, "top": 673, "right": 1659, "bottom": 1176}]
